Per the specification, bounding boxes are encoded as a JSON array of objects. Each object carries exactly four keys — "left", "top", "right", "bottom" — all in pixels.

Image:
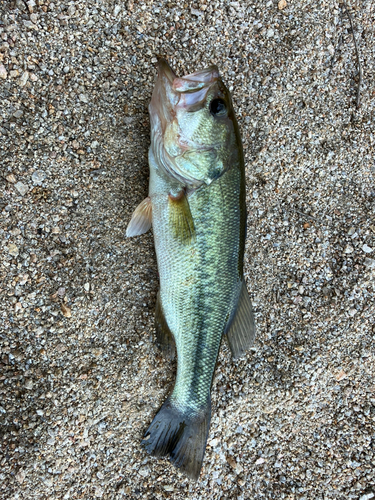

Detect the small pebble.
[
  {"left": 0, "top": 64, "right": 7, "bottom": 79},
  {"left": 16, "top": 470, "right": 26, "bottom": 484},
  {"left": 31, "top": 170, "right": 46, "bottom": 185},
  {"left": 335, "top": 370, "right": 347, "bottom": 381},
  {"left": 360, "top": 494, "right": 375, "bottom": 500},
  {"left": 362, "top": 244, "right": 373, "bottom": 254},
  {"left": 138, "top": 466, "right": 149, "bottom": 477},
  {"left": 24, "top": 379, "right": 33, "bottom": 390},
  {"left": 7, "top": 244, "right": 19, "bottom": 257},
  {"left": 94, "top": 487, "right": 103, "bottom": 498},
  {"left": 61, "top": 303, "right": 72, "bottom": 318},
  {"left": 6, "top": 173, "right": 16, "bottom": 183},
  {"left": 79, "top": 94, "right": 89, "bottom": 103},
  {"left": 14, "top": 181, "right": 29, "bottom": 196},
  {"left": 27, "top": 0, "right": 35, "bottom": 13}
]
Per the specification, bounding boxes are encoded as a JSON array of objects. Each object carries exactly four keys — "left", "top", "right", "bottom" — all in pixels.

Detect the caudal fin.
[{"left": 141, "top": 397, "right": 211, "bottom": 480}]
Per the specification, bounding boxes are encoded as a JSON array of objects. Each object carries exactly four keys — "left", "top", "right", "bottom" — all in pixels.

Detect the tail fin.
[{"left": 141, "top": 397, "right": 211, "bottom": 480}]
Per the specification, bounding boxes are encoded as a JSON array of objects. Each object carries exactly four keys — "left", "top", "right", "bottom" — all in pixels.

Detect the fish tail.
[{"left": 141, "top": 397, "right": 211, "bottom": 480}]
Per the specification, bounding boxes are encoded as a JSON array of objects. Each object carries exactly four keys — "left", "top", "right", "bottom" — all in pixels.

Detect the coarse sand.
[{"left": 1, "top": 1, "right": 374, "bottom": 499}]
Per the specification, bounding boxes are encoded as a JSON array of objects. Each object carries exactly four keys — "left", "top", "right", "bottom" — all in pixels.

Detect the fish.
[{"left": 126, "top": 58, "right": 255, "bottom": 480}]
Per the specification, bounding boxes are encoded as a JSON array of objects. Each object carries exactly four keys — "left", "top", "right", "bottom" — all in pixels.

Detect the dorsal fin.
[{"left": 225, "top": 280, "right": 256, "bottom": 359}]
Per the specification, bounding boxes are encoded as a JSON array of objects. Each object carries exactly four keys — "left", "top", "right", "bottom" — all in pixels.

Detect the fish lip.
[
  {"left": 155, "top": 57, "right": 220, "bottom": 93},
  {"left": 173, "top": 65, "right": 220, "bottom": 93},
  {"left": 183, "top": 65, "right": 219, "bottom": 80},
  {"left": 156, "top": 57, "right": 177, "bottom": 83}
]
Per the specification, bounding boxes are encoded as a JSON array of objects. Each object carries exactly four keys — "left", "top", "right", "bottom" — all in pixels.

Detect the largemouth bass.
[{"left": 126, "top": 58, "right": 255, "bottom": 479}]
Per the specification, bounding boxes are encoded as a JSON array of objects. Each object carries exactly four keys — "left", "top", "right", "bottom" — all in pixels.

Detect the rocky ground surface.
[{"left": 1, "top": 0, "right": 374, "bottom": 499}]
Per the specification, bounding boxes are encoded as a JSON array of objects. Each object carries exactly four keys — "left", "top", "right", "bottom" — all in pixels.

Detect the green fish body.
[{"left": 126, "top": 59, "right": 255, "bottom": 479}]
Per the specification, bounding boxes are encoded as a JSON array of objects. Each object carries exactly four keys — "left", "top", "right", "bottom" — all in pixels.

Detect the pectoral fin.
[
  {"left": 126, "top": 197, "right": 152, "bottom": 237},
  {"left": 226, "top": 280, "right": 256, "bottom": 360},
  {"left": 168, "top": 190, "right": 195, "bottom": 244},
  {"left": 155, "top": 292, "right": 176, "bottom": 360}
]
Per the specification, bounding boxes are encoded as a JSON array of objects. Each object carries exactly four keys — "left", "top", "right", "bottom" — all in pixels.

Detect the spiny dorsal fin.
[
  {"left": 155, "top": 292, "right": 176, "bottom": 360},
  {"left": 126, "top": 197, "right": 152, "bottom": 237},
  {"left": 226, "top": 280, "right": 256, "bottom": 360},
  {"left": 168, "top": 190, "right": 195, "bottom": 244}
]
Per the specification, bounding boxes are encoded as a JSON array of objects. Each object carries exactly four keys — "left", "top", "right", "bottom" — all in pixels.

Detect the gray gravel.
[{"left": 1, "top": 0, "right": 374, "bottom": 498}]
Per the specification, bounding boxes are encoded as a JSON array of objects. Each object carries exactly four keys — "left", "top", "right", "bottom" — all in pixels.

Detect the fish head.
[{"left": 149, "top": 58, "right": 241, "bottom": 188}]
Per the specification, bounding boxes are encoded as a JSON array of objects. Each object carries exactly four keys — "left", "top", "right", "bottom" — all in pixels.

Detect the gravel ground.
[{"left": 1, "top": 0, "right": 375, "bottom": 499}]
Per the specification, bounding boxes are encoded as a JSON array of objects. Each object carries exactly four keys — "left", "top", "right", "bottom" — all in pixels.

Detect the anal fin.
[
  {"left": 126, "top": 197, "right": 152, "bottom": 237},
  {"left": 168, "top": 190, "right": 195, "bottom": 244},
  {"left": 155, "top": 292, "right": 176, "bottom": 360},
  {"left": 226, "top": 280, "right": 256, "bottom": 360}
]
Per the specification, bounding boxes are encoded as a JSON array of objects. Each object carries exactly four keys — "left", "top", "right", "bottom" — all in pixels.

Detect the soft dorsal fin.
[
  {"left": 226, "top": 280, "right": 256, "bottom": 360},
  {"left": 155, "top": 292, "right": 176, "bottom": 360},
  {"left": 168, "top": 190, "right": 195, "bottom": 244},
  {"left": 126, "top": 197, "right": 152, "bottom": 237}
]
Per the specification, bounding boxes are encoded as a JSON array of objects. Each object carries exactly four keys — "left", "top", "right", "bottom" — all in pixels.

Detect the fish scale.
[{"left": 154, "top": 168, "right": 244, "bottom": 411}]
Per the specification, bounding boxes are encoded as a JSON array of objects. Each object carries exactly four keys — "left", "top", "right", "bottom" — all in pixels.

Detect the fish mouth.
[
  {"left": 157, "top": 57, "right": 219, "bottom": 88},
  {"left": 173, "top": 66, "right": 219, "bottom": 93},
  {"left": 156, "top": 57, "right": 219, "bottom": 108}
]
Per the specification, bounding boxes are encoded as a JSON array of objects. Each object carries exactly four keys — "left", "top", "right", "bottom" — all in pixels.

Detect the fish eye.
[{"left": 210, "top": 98, "right": 227, "bottom": 117}]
